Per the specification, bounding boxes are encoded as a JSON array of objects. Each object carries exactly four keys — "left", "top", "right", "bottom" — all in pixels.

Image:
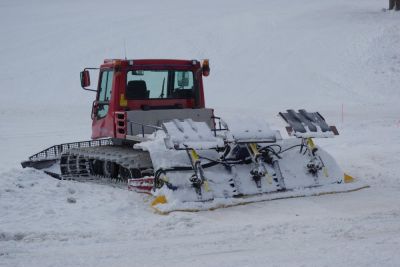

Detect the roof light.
[{"left": 202, "top": 59, "right": 210, "bottom": 77}]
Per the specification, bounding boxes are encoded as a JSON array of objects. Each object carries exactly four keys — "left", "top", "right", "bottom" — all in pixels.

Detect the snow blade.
[
  {"left": 151, "top": 180, "right": 369, "bottom": 215},
  {"left": 134, "top": 117, "right": 369, "bottom": 215}
]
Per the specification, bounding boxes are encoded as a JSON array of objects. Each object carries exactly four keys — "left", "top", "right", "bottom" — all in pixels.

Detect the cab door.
[{"left": 91, "top": 70, "right": 114, "bottom": 139}]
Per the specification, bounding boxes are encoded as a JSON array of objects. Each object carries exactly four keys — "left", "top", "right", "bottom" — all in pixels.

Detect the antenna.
[{"left": 124, "top": 40, "right": 127, "bottom": 60}]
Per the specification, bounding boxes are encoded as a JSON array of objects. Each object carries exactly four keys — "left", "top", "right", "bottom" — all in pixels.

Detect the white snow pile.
[{"left": 1, "top": 0, "right": 400, "bottom": 266}]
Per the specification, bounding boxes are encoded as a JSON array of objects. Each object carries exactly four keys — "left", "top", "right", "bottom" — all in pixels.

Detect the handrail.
[{"left": 28, "top": 138, "right": 113, "bottom": 161}]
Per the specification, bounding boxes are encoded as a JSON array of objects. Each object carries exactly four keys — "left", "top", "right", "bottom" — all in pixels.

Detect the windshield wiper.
[{"left": 159, "top": 77, "right": 166, "bottom": 98}]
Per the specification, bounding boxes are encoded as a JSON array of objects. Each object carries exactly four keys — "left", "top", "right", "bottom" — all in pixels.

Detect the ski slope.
[{"left": 1, "top": 0, "right": 400, "bottom": 266}]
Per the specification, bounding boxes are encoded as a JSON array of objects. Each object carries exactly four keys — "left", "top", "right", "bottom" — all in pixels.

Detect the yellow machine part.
[
  {"left": 306, "top": 138, "right": 316, "bottom": 149},
  {"left": 119, "top": 93, "right": 128, "bottom": 107},
  {"left": 189, "top": 149, "right": 210, "bottom": 192},
  {"left": 248, "top": 143, "right": 260, "bottom": 157},
  {"left": 344, "top": 173, "right": 354, "bottom": 183},
  {"left": 189, "top": 149, "right": 200, "bottom": 161},
  {"left": 306, "top": 138, "right": 329, "bottom": 178},
  {"left": 151, "top": 195, "right": 167, "bottom": 206}
]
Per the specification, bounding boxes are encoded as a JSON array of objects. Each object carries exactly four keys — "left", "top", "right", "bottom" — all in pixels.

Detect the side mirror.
[
  {"left": 80, "top": 68, "right": 98, "bottom": 92},
  {"left": 80, "top": 70, "right": 91, "bottom": 88},
  {"left": 202, "top": 59, "right": 210, "bottom": 77}
]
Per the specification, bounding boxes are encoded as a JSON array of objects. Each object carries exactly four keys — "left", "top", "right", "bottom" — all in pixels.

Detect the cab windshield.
[{"left": 126, "top": 70, "right": 195, "bottom": 100}]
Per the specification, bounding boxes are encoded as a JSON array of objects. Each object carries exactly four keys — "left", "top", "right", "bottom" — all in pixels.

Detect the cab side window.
[
  {"left": 172, "top": 71, "right": 194, "bottom": 98},
  {"left": 97, "top": 70, "right": 114, "bottom": 118}
]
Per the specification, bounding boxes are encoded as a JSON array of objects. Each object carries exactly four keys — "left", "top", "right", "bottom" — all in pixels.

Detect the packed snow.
[{"left": 1, "top": 0, "right": 400, "bottom": 266}]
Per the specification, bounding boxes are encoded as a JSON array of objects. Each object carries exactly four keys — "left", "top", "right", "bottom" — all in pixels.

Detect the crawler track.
[{"left": 60, "top": 145, "right": 154, "bottom": 182}]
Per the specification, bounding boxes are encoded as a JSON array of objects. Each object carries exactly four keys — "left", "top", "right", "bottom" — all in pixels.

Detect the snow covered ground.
[{"left": 1, "top": 0, "right": 400, "bottom": 266}]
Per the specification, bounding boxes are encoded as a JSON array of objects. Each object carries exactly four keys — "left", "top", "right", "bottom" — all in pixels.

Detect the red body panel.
[
  {"left": 91, "top": 113, "right": 115, "bottom": 139},
  {"left": 127, "top": 177, "right": 154, "bottom": 193},
  {"left": 91, "top": 59, "right": 206, "bottom": 139}
]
